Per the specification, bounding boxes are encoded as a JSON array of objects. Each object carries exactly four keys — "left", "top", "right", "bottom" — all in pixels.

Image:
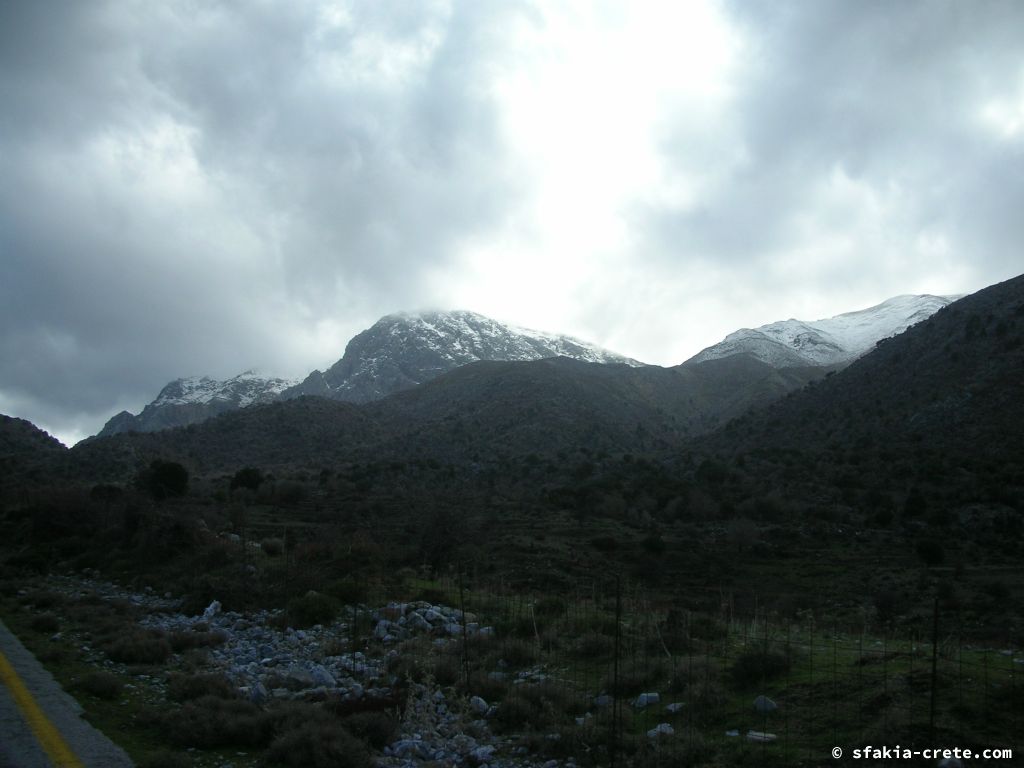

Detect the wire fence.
[{"left": 335, "top": 568, "right": 1022, "bottom": 766}]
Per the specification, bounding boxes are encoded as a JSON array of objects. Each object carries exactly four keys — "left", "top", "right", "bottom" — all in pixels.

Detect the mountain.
[
  {"left": 96, "top": 371, "right": 298, "bottom": 438},
  {"left": 0, "top": 415, "right": 66, "bottom": 491},
  {"left": 280, "top": 310, "right": 644, "bottom": 403},
  {"left": 701, "top": 275, "right": 1024, "bottom": 505},
  {"left": 685, "top": 294, "right": 958, "bottom": 368},
  {"left": 67, "top": 350, "right": 828, "bottom": 483}
]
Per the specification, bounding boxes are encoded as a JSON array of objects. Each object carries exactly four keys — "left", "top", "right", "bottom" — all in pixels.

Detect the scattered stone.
[
  {"left": 647, "top": 723, "right": 674, "bottom": 738},
  {"left": 665, "top": 702, "right": 685, "bottom": 714},
  {"left": 203, "top": 600, "right": 222, "bottom": 620},
  {"left": 470, "top": 695, "right": 489, "bottom": 716},
  {"left": 746, "top": 730, "right": 778, "bottom": 743},
  {"left": 633, "top": 692, "right": 660, "bottom": 708},
  {"left": 754, "top": 694, "right": 777, "bottom": 714}
]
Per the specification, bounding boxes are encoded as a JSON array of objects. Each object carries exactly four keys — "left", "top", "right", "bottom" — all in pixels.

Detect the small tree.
[
  {"left": 140, "top": 460, "right": 188, "bottom": 500},
  {"left": 230, "top": 467, "right": 263, "bottom": 493}
]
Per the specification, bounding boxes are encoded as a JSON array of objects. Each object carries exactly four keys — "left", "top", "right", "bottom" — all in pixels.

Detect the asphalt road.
[{"left": 0, "top": 619, "right": 133, "bottom": 768}]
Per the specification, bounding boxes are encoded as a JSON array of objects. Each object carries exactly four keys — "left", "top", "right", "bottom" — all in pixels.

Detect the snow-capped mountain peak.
[
  {"left": 281, "top": 309, "right": 643, "bottom": 403},
  {"left": 686, "top": 294, "right": 959, "bottom": 368},
  {"left": 97, "top": 371, "right": 299, "bottom": 437}
]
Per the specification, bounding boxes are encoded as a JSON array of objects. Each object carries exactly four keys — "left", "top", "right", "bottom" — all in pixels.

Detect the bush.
[
  {"left": 916, "top": 539, "right": 945, "bottom": 566},
  {"left": 261, "top": 538, "right": 284, "bottom": 557},
  {"left": 20, "top": 590, "right": 64, "bottom": 609},
  {"left": 265, "top": 721, "right": 372, "bottom": 768},
  {"left": 168, "top": 629, "right": 228, "bottom": 653},
  {"left": 288, "top": 591, "right": 338, "bottom": 629},
  {"left": 140, "top": 460, "right": 189, "bottom": 499},
  {"left": 230, "top": 467, "right": 264, "bottom": 492},
  {"left": 729, "top": 649, "right": 790, "bottom": 689},
  {"left": 137, "top": 752, "right": 192, "bottom": 768},
  {"left": 76, "top": 671, "right": 122, "bottom": 700},
  {"left": 104, "top": 632, "right": 172, "bottom": 665},
  {"left": 31, "top": 614, "right": 60, "bottom": 633},
  {"left": 168, "top": 672, "right": 238, "bottom": 702},
  {"left": 327, "top": 578, "right": 367, "bottom": 605},
  {"left": 340, "top": 711, "right": 398, "bottom": 749},
  {"left": 572, "top": 631, "right": 614, "bottom": 659},
  {"left": 163, "top": 696, "right": 272, "bottom": 748}
]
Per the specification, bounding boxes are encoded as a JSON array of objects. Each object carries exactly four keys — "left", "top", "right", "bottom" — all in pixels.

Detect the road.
[{"left": 0, "top": 619, "right": 133, "bottom": 768}]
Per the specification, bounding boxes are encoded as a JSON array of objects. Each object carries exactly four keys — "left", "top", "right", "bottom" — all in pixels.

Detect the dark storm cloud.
[
  {"left": 0, "top": 1, "right": 526, "bottom": 442},
  {"left": 643, "top": 0, "right": 1024, "bottom": 285}
]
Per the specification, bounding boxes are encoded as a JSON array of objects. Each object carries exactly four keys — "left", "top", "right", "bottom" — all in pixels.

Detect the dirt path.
[{"left": 0, "top": 619, "right": 133, "bottom": 768}]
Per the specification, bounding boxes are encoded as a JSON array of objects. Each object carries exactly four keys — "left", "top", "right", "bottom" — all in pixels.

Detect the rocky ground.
[{"left": 19, "top": 572, "right": 608, "bottom": 767}]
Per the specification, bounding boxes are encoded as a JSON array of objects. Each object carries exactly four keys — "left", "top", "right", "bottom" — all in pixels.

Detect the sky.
[{"left": 2, "top": 0, "right": 1022, "bottom": 446}]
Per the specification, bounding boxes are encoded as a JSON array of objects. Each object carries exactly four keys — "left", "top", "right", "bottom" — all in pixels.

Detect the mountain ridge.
[{"left": 685, "top": 294, "right": 958, "bottom": 368}]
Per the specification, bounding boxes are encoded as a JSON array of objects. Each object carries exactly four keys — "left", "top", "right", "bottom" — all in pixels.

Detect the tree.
[
  {"left": 140, "top": 460, "right": 188, "bottom": 500},
  {"left": 230, "top": 467, "right": 264, "bottom": 492}
]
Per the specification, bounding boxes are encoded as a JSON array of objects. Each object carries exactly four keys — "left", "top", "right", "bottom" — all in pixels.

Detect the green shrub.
[
  {"left": 496, "top": 638, "right": 539, "bottom": 668},
  {"left": 104, "top": 632, "right": 172, "bottom": 665},
  {"left": 31, "top": 614, "right": 60, "bottom": 633},
  {"left": 572, "top": 631, "right": 614, "bottom": 659},
  {"left": 340, "top": 711, "right": 398, "bottom": 749},
  {"left": 288, "top": 591, "right": 338, "bottom": 629},
  {"left": 137, "top": 751, "right": 192, "bottom": 768},
  {"left": 163, "top": 696, "right": 272, "bottom": 748},
  {"left": 265, "top": 721, "right": 371, "bottom": 768},
  {"left": 168, "top": 630, "right": 228, "bottom": 653},
  {"left": 76, "top": 671, "right": 123, "bottom": 700},
  {"left": 20, "top": 590, "right": 64, "bottom": 609},
  {"left": 729, "top": 649, "right": 790, "bottom": 689},
  {"left": 261, "top": 538, "right": 284, "bottom": 557},
  {"left": 326, "top": 578, "right": 367, "bottom": 605},
  {"left": 167, "top": 672, "right": 238, "bottom": 702}
]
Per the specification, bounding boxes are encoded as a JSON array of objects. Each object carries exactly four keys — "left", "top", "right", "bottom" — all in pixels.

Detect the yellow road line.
[{"left": 0, "top": 647, "right": 85, "bottom": 768}]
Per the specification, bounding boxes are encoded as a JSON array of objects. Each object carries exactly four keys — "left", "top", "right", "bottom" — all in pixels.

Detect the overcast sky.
[{"left": 2, "top": 0, "right": 1022, "bottom": 446}]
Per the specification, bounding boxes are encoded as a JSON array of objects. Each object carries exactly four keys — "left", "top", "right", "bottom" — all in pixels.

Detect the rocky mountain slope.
[
  {"left": 280, "top": 310, "right": 643, "bottom": 403},
  {"left": 97, "top": 371, "right": 297, "bottom": 438},
  {"left": 685, "top": 294, "right": 958, "bottom": 368}
]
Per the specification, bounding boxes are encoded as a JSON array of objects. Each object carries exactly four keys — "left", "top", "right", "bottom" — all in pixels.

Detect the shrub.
[
  {"left": 20, "top": 590, "right": 64, "bottom": 609},
  {"left": 916, "top": 539, "right": 945, "bottom": 566},
  {"left": 288, "top": 591, "right": 338, "bottom": 629},
  {"left": 168, "top": 629, "right": 228, "bottom": 653},
  {"left": 162, "top": 696, "right": 272, "bottom": 748},
  {"left": 261, "top": 538, "right": 284, "bottom": 557},
  {"left": 104, "top": 632, "right": 172, "bottom": 665},
  {"left": 265, "top": 721, "right": 372, "bottom": 768},
  {"left": 496, "top": 638, "right": 539, "bottom": 668},
  {"left": 230, "top": 467, "right": 264, "bottom": 492},
  {"left": 534, "top": 596, "right": 566, "bottom": 618},
  {"left": 76, "top": 671, "right": 122, "bottom": 700},
  {"left": 327, "top": 578, "right": 367, "bottom": 605},
  {"left": 729, "top": 649, "right": 790, "bottom": 689},
  {"left": 340, "top": 711, "right": 398, "bottom": 749},
  {"left": 140, "top": 460, "right": 189, "bottom": 499},
  {"left": 137, "top": 752, "right": 192, "bottom": 768},
  {"left": 167, "top": 672, "right": 238, "bottom": 702},
  {"left": 31, "top": 614, "right": 60, "bottom": 633},
  {"left": 572, "top": 631, "right": 614, "bottom": 660}
]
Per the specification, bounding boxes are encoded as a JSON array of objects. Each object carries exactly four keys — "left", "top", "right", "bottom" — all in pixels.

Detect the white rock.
[
  {"left": 203, "top": 600, "right": 222, "bottom": 619},
  {"left": 647, "top": 723, "right": 674, "bottom": 738},
  {"left": 633, "top": 692, "right": 660, "bottom": 708},
  {"left": 469, "top": 695, "right": 488, "bottom": 715}
]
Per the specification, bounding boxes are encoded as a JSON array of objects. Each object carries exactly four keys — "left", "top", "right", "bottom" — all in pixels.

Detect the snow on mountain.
[
  {"left": 153, "top": 371, "right": 297, "bottom": 408},
  {"left": 685, "top": 294, "right": 960, "bottom": 368},
  {"left": 281, "top": 310, "right": 644, "bottom": 403},
  {"left": 97, "top": 371, "right": 298, "bottom": 437}
]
